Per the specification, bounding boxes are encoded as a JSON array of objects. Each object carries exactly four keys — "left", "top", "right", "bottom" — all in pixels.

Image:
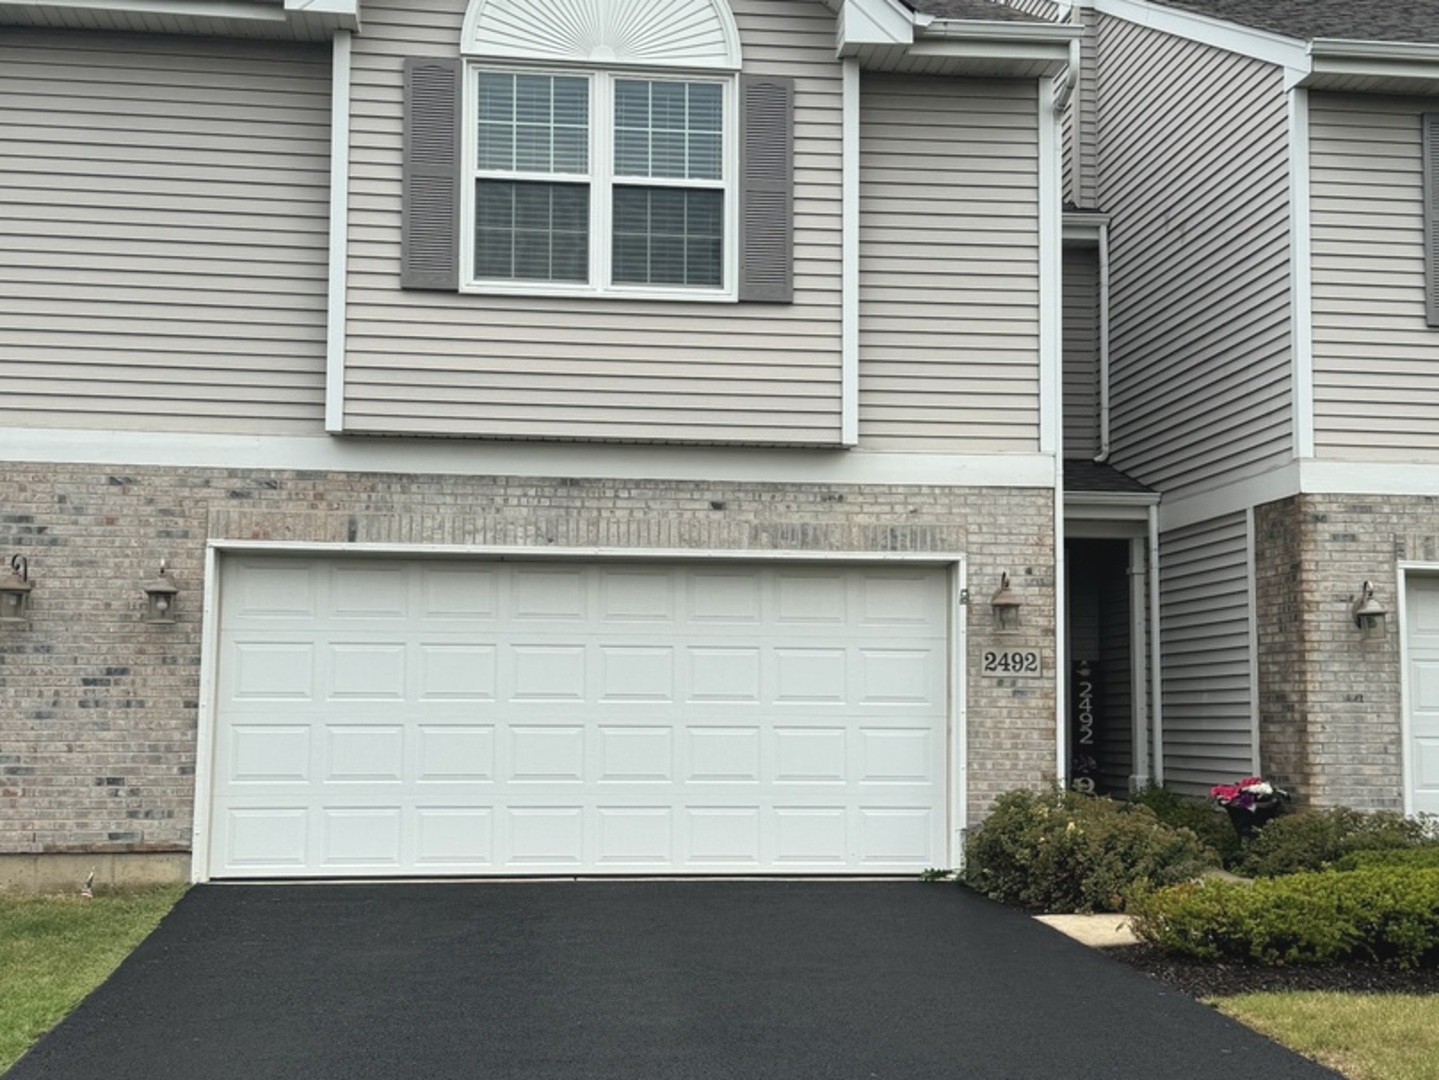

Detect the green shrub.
[
  {"left": 961, "top": 788, "right": 1218, "bottom": 914},
  {"left": 1131, "top": 867, "right": 1439, "bottom": 968},
  {"left": 1129, "top": 785, "right": 1241, "bottom": 867},
  {"left": 1334, "top": 847, "right": 1439, "bottom": 872},
  {"left": 1236, "top": 807, "right": 1437, "bottom": 877}
]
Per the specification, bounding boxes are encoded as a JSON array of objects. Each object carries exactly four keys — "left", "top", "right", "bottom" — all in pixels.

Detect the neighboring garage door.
[
  {"left": 1406, "top": 575, "right": 1439, "bottom": 817},
  {"left": 206, "top": 556, "right": 953, "bottom": 877}
]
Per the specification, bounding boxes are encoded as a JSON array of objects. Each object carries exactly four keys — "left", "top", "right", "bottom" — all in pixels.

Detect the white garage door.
[
  {"left": 1406, "top": 575, "right": 1439, "bottom": 816},
  {"left": 206, "top": 556, "right": 953, "bottom": 878}
]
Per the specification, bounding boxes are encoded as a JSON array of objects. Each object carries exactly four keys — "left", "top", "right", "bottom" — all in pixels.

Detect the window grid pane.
[
  {"left": 614, "top": 79, "right": 723, "bottom": 181},
  {"left": 476, "top": 179, "right": 590, "bottom": 283},
  {"left": 477, "top": 72, "right": 589, "bottom": 175},
  {"left": 611, "top": 186, "right": 723, "bottom": 286}
]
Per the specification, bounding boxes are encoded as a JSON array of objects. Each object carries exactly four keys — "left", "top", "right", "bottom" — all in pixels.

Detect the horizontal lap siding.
[
  {"left": 1159, "top": 513, "right": 1255, "bottom": 794},
  {"left": 0, "top": 30, "right": 331, "bottom": 434},
  {"left": 1309, "top": 94, "right": 1439, "bottom": 461},
  {"left": 1063, "top": 246, "right": 1099, "bottom": 457},
  {"left": 1097, "top": 18, "right": 1292, "bottom": 492},
  {"left": 858, "top": 76, "right": 1040, "bottom": 451},
  {"left": 342, "top": 0, "right": 843, "bottom": 444}
]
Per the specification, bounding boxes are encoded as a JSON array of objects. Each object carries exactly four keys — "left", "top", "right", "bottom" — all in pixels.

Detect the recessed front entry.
[{"left": 204, "top": 556, "right": 953, "bottom": 878}]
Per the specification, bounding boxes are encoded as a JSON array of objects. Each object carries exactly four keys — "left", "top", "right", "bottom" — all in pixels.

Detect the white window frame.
[{"left": 459, "top": 63, "right": 740, "bottom": 302}]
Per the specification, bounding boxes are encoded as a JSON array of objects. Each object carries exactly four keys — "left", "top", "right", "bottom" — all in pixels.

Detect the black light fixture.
[
  {"left": 991, "top": 572, "right": 1021, "bottom": 632},
  {"left": 1351, "top": 581, "right": 1387, "bottom": 639},
  {"left": 142, "top": 562, "right": 178, "bottom": 624},
  {"left": 0, "top": 555, "right": 32, "bottom": 624}
]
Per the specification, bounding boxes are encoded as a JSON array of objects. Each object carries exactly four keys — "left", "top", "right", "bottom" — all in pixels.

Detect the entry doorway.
[{"left": 1066, "top": 536, "right": 1148, "bottom": 796}]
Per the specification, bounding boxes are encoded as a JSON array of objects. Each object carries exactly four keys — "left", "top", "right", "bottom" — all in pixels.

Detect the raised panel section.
[
  {"left": 329, "top": 645, "right": 406, "bottom": 700},
  {"left": 418, "top": 726, "right": 495, "bottom": 781},
  {"left": 415, "top": 808, "right": 494, "bottom": 865},
  {"left": 325, "top": 726, "right": 404, "bottom": 783},
  {"left": 419, "top": 645, "right": 497, "bottom": 700}
]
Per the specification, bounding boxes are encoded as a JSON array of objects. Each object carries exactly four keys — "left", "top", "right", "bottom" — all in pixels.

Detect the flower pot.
[{"left": 1224, "top": 801, "right": 1279, "bottom": 840}]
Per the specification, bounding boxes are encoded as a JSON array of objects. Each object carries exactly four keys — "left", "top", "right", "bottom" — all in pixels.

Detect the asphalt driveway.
[{"left": 8, "top": 882, "right": 1338, "bottom": 1080}]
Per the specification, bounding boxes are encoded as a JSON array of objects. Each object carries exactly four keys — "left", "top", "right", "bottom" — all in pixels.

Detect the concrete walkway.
[{"left": 8, "top": 882, "right": 1339, "bottom": 1080}]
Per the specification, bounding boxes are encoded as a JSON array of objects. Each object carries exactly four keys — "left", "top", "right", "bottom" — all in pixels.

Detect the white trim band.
[{"left": 0, "top": 427, "right": 1059, "bottom": 488}]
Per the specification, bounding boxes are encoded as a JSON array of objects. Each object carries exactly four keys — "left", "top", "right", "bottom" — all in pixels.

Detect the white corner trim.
[
  {"left": 1053, "top": 457, "right": 1067, "bottom": 784},
  {"left": 1091, "top": 0, "right": 1306, "bottom": 70},
  {"left": 0, "top": 426, "right": 1061, "bottom": 488},
  {"left": 841, "top": 58, "right": 860, "bottom": 447},
  {"left": 1288, "top": 86, "right": 1314, "bottom": 461},
  {"left": 189, "top": 543, "right": 222, "bottom": 884},
  {"left": 324, "top": 29, "right": 352, "bottom": 434},
  {"left": 1037, "top": 87, "right": 1061, "bottom": 457},
  {"left": 951, "top": 558, "right": 969, "bottom": 857},
  {"left": 1147, "top": 502, "right": 1163, "bottom": 785}
]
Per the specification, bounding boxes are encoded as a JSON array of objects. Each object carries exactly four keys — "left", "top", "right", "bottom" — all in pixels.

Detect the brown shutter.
[
  {"left": 1424, "top": 114, "right": 1439, "bottom": 326},
  {"left": 402, "top": 57, "right": 462, "bottom": 291},
  {"left": 738, "top": 74, "right": 794, "bottom": 303}
]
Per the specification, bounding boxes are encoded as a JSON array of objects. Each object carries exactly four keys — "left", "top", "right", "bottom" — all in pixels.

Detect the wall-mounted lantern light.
[
  {"left": 0, "top": 555, "right": 32, "bottom": 624},
  {"left": 1352, "top": 581, "right": 1387, "bottom": 639},
  {"left": 991, "top": 572, "right": 1022, "bottom": 633},
  {"left": 142, "top": 562, "right": 178, "bottom": 624}
]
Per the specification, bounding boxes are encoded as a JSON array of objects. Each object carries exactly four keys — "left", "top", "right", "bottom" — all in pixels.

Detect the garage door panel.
[{"left": 209, "top": 558, "right": 952, "bottom": 877}]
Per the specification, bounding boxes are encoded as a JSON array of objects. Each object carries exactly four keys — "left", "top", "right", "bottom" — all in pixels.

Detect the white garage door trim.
[
  {"left": 1400, "top": 564, "right": 1439, "bottom": 818},
  {"left": 190, "top": 542, "right": 967, "bottom": 881}
]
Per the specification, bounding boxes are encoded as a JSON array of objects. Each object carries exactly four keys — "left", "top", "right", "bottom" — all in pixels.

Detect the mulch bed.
[{"left": 1107, "top": 942, "right": 1439, "bottom": 998}]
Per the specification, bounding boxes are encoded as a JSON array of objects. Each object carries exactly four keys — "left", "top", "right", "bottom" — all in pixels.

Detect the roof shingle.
[
  {"left": 909, "top": 0, "right": 1049, "bottom": 22},
  {"left": 1147, "top": 0, "right": 1439, "bottom": 45}
]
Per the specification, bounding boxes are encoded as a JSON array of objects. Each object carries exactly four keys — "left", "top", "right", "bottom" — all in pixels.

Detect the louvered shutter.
[
  {"left": 1425, "top": 114, "right": 1439, "bottom": 326},
  {"left": 738, "top": 74, "right": 794, "bottom": 303},
  {"left": 402, "top": 57, "right": 461, "bottom": 291}
]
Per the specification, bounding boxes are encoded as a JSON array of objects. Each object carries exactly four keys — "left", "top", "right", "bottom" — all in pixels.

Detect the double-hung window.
[
  {"left": 466, "top": 68, "right": 735, "bottom": 298},
  {"left": 400, "top": 0, "right": 793, "bottom": 303}
]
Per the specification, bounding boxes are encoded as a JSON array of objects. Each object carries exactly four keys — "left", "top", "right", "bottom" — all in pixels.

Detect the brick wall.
[
  {"left": 0, "top": 463, "right": 1056, "bottom": 856},
  {"left": 1254, "top": 493, "right": 1434, "bottom": 811}
]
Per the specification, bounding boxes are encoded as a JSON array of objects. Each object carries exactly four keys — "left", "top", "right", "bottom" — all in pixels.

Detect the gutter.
[{"left": 918, "top": 19, "right": 1082, "bottom": 44}]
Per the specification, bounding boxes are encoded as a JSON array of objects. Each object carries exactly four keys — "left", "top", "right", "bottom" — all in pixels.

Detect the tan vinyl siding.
[
  {"left": 1063, "top": 246, "right": 1099, "bottom": 458},
  {"left": 858, "top": 75, "right": 1040, "bottom": 451},
  {"left": 1159, "top": 513, "right": 1255, "bottom": 795},
  {"left": 1309, "top": 94, "right": 1439, "bottom": 461},
  {"left": 1073, "top": 5, "right": 1098, "bottom": 207},
  {"left": 1096, "top": 18, "right": 1292, "bottom": 493},
  {"left": 342, "top": 0, "right": 843, "bottom": 445},
  {"left": 0, "top": 30, "right": 331, "bottom": 435}
]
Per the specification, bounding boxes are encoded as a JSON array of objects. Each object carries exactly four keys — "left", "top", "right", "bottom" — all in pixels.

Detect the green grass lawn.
[
  {"left": 0, "top": 885, "right": 186, "bottom": 1074},
  {"left": 1212, "top": 992, "right": 1439, "bottom": 1080}
]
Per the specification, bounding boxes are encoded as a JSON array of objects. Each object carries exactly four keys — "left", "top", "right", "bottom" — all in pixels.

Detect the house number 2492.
[{"left": 982, "top": 650, "right": 1042, "bottom": 677}]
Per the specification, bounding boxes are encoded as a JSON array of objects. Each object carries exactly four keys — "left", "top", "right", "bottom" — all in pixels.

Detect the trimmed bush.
[
  {"left": 1235, "top": 807, "right": 1438, "bottom": 877},
  {"left": 961, "top": 788, "right": 1218, "bottom": 914},
  {"left": 1334, "top": 847, "right": 1439, "bottom": 872},
  {"left": 1129, "top": 785, "right": 1241, "bottom": 867},
  {"left": 1131, "top": 867, "right": 1439, "bottom": 968}
]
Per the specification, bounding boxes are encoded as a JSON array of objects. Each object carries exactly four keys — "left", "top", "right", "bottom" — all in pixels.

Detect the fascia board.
[
  {"left": 1091, "top": 0, "right": 1306, "bottom": 69},
  {"left": 1301, "top": 41, "right": 1439, "bottom": 89},
  {"left": 2, "top": 0, "right": 358, "bottom": 34},
  {"left": 920, "top": 20, "right": 1082, "bottom": 45}
]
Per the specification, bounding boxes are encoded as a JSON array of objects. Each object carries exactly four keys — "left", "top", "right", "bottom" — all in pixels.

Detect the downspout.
[{"left": 1092, "top": 221, "right": 1111, "bottom": 462}]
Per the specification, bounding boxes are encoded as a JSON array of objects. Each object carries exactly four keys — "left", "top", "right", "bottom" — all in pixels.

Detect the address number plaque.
[{"left": 981, "top": 649, "right": 1043, "bottom": 677}]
